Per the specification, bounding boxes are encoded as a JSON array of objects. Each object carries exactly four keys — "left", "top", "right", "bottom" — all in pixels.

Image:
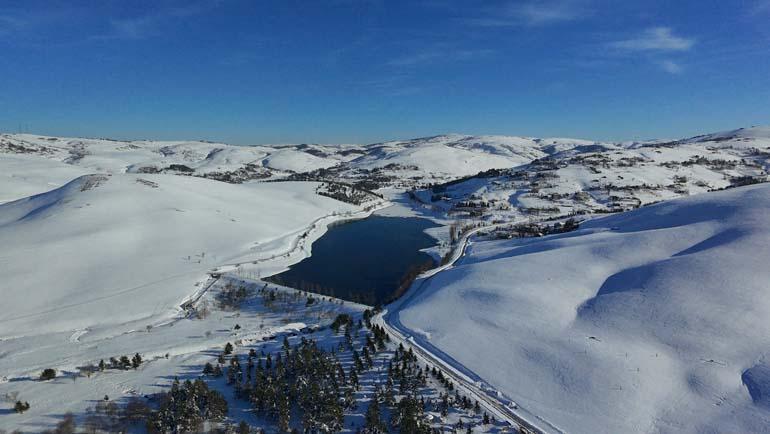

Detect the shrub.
[
  {"left": 40, "top": 368, "right": 56, "bottom": 381},
  {"left": 14, "top": 401, "right": 30, "bottom": 413}
]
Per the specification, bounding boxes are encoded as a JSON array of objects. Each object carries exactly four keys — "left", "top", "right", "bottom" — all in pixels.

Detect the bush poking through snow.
[
  {"left": 39, "top": 368, "right": 56, "bottom": 381},
  {"left": 14, "top": 400, "right": 30, "bottom": 413}
]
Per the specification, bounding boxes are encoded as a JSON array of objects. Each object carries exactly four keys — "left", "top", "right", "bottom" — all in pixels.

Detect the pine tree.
[
  {"left": 225, "top": 342, "right": 234, "bottom": 355},
  {"left": 131, "top": 353, "right": 142, "bottom": 369},
  {"left": 364, "top": 393, "right": 385, "bottom": 433},
  {"left": 277, "top": 390, "right": 291, "bottom": 432},
  {"left": 203, "top": 362, "right": 214, "bottom": 375},
  {"left": 98, "top": 359, "right": 106, "bottom": 371},
  {"left": 483, "top": 412, "right": 490, "bottom": 425}
]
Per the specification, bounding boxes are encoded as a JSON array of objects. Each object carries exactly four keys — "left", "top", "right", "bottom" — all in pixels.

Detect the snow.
[
  {"left": 3, "top": 124, "right": 770, "bottom": 432},
  {"left": 260, "top": 147, "right": 340, "bottom": 173},
  {"left": 396, "top": 183, "right": 770, "bottom": 433},
  {"left": 0, "top": 154, "right": 91, "bottom": 204},
  {"left": 0, "top": 276, "right": 367, "bottom": 430},
  {"left": 353, "top": 134, "right": 597, "bottom": 178},
  {"left": 0, "top": 174, "right": 362, "bottom": 341}
]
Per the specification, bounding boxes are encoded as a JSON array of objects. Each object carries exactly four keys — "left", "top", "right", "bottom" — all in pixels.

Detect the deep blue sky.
[{"left": 1, "top": 0, "right": 769, "bottom": 144}]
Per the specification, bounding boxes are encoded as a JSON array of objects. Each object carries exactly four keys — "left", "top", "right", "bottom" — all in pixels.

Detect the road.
[{"left": 375, "top": 222, "right": 564, "bottom": 434}]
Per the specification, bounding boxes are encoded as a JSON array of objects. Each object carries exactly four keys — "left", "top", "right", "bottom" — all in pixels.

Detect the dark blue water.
[{"left": 267, "top": 216, "right": 438, "bottom": 306}]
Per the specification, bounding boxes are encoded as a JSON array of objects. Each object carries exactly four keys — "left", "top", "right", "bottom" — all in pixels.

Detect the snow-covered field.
[{"left": 396, "top": 183, "right": 770, "bottom": 433}]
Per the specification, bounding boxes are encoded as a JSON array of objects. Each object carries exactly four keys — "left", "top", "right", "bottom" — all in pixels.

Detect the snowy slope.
[
  {"left": 422, "top": 125, "right": 770, "bottom": 224},
  {"left": 397, "top": 183, "right": 770, "bottom": 433},
  {"left": 0, "top": 174, "right": 360, "bottom": 339},
  {"left": 1, "top": 132, "right": 608, "bottom": 196},
  {"left": 0, "top": 154, "right": 91, "bottom": 204},
  {"left": 352, "top": 134, "right": 598, "bottom": 178}
]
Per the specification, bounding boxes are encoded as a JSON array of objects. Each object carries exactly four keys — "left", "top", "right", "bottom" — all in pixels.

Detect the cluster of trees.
[
  {"left": 495, "top": 218, "right": 580, "bottom": 240},
  {"left": 217, "top": 283, "right": 251, "bottom": 310},
  {"left": 222, "top": 336, "right": 356, "bottom": 432},
  {"left": 96, "top": 353, "right": 143, "bottom": 371},
  {"left": 257, "top": 286, "right": 316, "bottom": 310},
  {"left": 206, "top": 311, "right": 394, "bottom": 433},
  {"left": 390, "top": 260, "right": 435, "bottom": 303},
  {"left": 364, "top": 344, "right": 431, "bottom": 433},
  {"left": 147, "top": 378, "right": 228, "bottom": 433},
  {"left": 330, "top": 313, "right": 353, "bottom": 334},
  {"left": 262, "top": 278, "right": 365, "bottom": 306},
  {"left": 81, "top": 398, "right": 150, "bottom": 433},
  {"left": 201, "top": 162, "right": 272, "bottom": 184},
  {"left": 315, "top": 182, "right": 377, "bottom": 205}
]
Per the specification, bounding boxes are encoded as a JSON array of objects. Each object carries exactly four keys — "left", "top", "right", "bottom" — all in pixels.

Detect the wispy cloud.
[
  {"left": 101, "top": 1, "right": 221, "bottom": 40},
  {"left": 387, "top": 48, "right": 494, "bottom": 67},
  {"left": 0, "top": 1, "right": 222, "bottom": 44},
  {"left": 609, "top": 27, "right": 695, "bottom": 52},
  {"left": 658, "top": 59, "right": 683, "bottom": 74},
  {"left": 465, "top": 0, "right": 589, "bottom": 27}
]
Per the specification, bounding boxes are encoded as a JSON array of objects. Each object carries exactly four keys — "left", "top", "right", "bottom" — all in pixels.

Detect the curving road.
[{"left": 375, "top": 223, "right": 564, "bottom": 434}]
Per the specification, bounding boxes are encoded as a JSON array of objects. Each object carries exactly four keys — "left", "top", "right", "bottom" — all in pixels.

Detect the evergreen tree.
[
  {"left": 277, "top": 389, "right": 291, "bottom": 432},
  {"left": 131, "top": 353, "right": 143, "bottom": 369},
  {"left": 148, "top": 378, "right": 228, "bottom": 433},
  {"left": 364, "top": 393, "right": 385, "bottom": 433},
  {"left": 225, "top": 342, "right": 234, "bottom": 355},
  {"left": 391, "top": 395, "right": 429, "bottom": 434}
]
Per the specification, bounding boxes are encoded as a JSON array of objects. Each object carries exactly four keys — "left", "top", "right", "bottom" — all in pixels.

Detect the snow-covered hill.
[
  {"left": 3, "top": 125, "right": 770, "bottom": 432},
  {"left": 419, "top": 126, "right": 770, "bottom": 225},
  {"left": 396, "top": 183, "right": 770, "bottom": 433},
  {"left": 0, "top": 174, "right": 363, "bottom": 339},
  {"left": 0, "top": 132, "right": 605, "bottom": 201}
]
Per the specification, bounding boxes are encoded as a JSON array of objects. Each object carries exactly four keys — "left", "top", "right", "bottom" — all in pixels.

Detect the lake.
[{"left": 266, "top": 216, "right": 438, "bottom": 306}]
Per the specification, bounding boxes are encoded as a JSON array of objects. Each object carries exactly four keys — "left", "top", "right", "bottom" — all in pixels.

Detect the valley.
[{"left": 2, "top": 125, "right": 770, "bottom": 433}]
